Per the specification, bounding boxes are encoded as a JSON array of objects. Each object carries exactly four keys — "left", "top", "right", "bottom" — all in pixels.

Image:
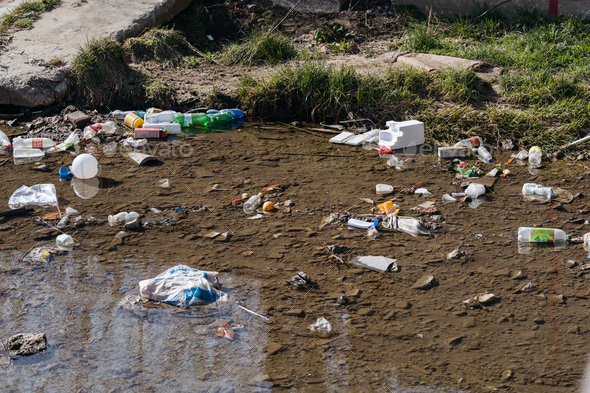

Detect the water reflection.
[
  {"left": 0, "top": 249, "right": 270, "bottom": 392},
  {"left": 518, "top": 241, "right": 567, "bottom": 254}
]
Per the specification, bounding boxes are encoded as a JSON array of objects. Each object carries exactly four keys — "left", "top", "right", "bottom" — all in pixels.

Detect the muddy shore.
[{"left": 0, "top": 121, "right": 589, "bottom": 392}]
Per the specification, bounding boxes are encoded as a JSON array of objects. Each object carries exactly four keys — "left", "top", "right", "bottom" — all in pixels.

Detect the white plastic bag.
[
  {"left": 122, "top": 137, "right": 147, "bottom": 148},
  {"left": 138, "top": 265, "right": 228, "bottom": 306},
  {"left": 8, "top": 184, "right": 58, "bottom": 209},
  {"left": 309, "top": 317, "right": 333, "bottom": 338}
]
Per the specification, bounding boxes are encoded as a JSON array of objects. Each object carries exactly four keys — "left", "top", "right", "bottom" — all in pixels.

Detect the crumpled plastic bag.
[
  {"left": 382, "top": 215, "right": 430, "bottom": 237},
  {"left": 138, "top": 265, "right": 228, "bottom": 307},
  {"left": 8, "top": 184, "right": 58, "bottom": 209},
  {"left": 309, "top": 317, "right": 333, "bottom": 338}
]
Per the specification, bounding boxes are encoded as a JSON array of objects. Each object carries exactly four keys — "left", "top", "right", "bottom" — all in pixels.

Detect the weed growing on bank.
[
  {"left": 71, "top": 38, "right": 128, "bottom": 105},
  {"left": 219, "top": 30, "right": 298, "bottom": 66},
  {"left": 0, "top": 0, "right": 61, "bottom": 33},
  {"left": 123, "top": 27, "right": 191, "bottom": 64}
]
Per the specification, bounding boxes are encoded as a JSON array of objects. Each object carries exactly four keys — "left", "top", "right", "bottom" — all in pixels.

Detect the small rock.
[
  {"left": 501, "top": 370, "right": 513, "bottom": 382},
  {"left": 411, "top": 275, "right": 437, "bottom": 290},
  {"left": 384, "top": 310, "right": 395, "bottom": 320},
  {"left": 395, "top": 301, "right": 412, "bottom": 309},
  {"left": 265, "top": 342, "right": 284, "bottom": 355},
  {"left": 447, "top": 249, "right": 466, "bottom": 259},
  {"left": 532, "top": 316, "right": 545, "bottom": 324},
  {"left": 358, "top": 308, "right": 375, "bottom": 316},
  {"left": 462, "top": 317, "right": 476, "bottom": 328},
  {"left": 66, "top": 111, "right": 90, "bottom": 128},
  {"left": 124, "top": 218, "right": 141, "bottom": 230},
  {"left": 444, "top": 336, "right": 463, "bottom": 348},
  {"left": 553, "top": 151, "right": 564, "bottom": 159},
  {"left": 6, "top": 333, "right": 47, "bottom": 356},
  {"left": 546, "top": 267, "right": 558, "bottom": 275},
  {"left": 511, "top": 270, "right": 526, "bottom": 280},
  {"left": 214, "top": 232, "right": 231, "bottom": 242},
  {"left": 285, "top": 308, "right": 304, "bottom": 317}
]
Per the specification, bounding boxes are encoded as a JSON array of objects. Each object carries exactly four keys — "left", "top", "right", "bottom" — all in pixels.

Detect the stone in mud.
[
  {"left": 6, "top": 332, "right": 47, "bottom": 356},
  {"left": 462, "top": 317, "right": 476, "bottom": 328},
  {"left": 66, "top": 111, "right": 90, "bottom": 128},
  {"left": 358, "top": 308, "right": 374, "bottom": 316},
  {"left": 124, "top": 218, "right": 141, "bottom": 230},
  {"left": 265, "top": 342, "right": 284, "bottom": 355},
  {"left": 395, "top": 301, "right": 412, "bottom": 309},
  {"left": 285, "top": 308, "right": 304, "bottom": 317},
  {"left": 411, "top": 275, "right": 437, "bottom": 290},
  {"left": 444, "top": 336, "right": 463, "bottom": 348},
  {"left": 511, "top": 270, "right": 526, "bottom": 280},
  {"left": 384, "top": 311, "right": 395, "bottom": 320},
  {"left": 501, "top": 369, "right": 513, "bottom": 382}
]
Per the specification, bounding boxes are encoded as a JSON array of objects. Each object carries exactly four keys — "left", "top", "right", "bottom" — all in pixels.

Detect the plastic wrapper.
[
  {"left": 8, "top": 184, "right": 58, "bottom": 209},
  {"left": 309, "top": 317, "right": 333, "bottom": 338},
  {"left": 138, "top": 265, "right": 228, "bottom": 306},
  {"left": 448, "top": 159, "right": 484, "bottom": 177}
]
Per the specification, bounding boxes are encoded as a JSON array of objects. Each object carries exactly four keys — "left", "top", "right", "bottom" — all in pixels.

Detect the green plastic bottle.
[
  {"left": 207, "top": 112, "right": 232, "bottom": 124},
  {"left": 172, "top": 113, "right": 209, "bottom": 127}
]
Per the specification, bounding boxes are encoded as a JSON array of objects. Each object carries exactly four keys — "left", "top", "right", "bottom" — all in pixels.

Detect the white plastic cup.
[
  {"left": 442, "top": 194, "right": 457, "bottom": 202},
  {"left": 465, "top": 183, "right": 485, "bottom": 198}
]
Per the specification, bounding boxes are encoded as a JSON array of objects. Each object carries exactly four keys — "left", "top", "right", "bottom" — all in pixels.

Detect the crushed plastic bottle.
[
  {"left": 56, "top": 131, "right": 81, "bottom": 152},
  {"left": 83, "top": 122, "right": 116, "bottom": 141},
  {"left": 522, "top": 183, "right": 553, "bottom": 203},
  {"left": 243, "top": 193, "right": 263, "bottom": 215},
  {"left": 56, "top": 234, "right": 74, "bottom": 251},
  {"left": 108, "top": 212, "right": 140, "bottom": 226},
  {"left": 518, "top": 227, "right": 569, "bottom": 243},
  {"left": 529, "top": 146, "right": 542, "bottom": 167}
]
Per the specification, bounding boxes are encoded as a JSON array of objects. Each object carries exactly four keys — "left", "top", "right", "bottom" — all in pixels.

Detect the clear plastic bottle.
[
  {"left": 206, "top": 108, "right": 246, "bottom": 120},
  {"left": 518, "top": 227, "right": 569, "bottom": 243},
  {"left": 12, "top": 137, "right": 56, "bottom": 149},
  {"left": 477, "top": 146, "right": 493, "bottom": 162},
  {"left": 110, "top": 110, "right": 136, "bottom": 119},
  {"left": 0, "top": 130, "right": 12, "bottom": 150},
  {"left": 83, "top": 122, "right": 116, "bottom": 141},
  {"left": 522, "top": 183, "right": 553, "bottom": 202},
  {"left": 529, "top": 146, "right": 542, "bottom": 167},
  {"left": 108, "top": 211, "right": 139, "bottom": 226},
  {"left": 13, "top": 148, "right": 46, "bottom": 164},
  {"left": 243, "top": 193, "right": 264, "bottom": 215},
  {"left": 454, "top": 136, "right": 481, "bottom": 148}
]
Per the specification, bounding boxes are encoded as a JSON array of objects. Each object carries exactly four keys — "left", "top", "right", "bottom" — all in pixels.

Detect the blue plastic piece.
[{"left": 59, "top": 167, "right": 73, "bottom": 180}]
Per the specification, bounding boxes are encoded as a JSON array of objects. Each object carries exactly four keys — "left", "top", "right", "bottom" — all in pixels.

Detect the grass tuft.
[
  {"left": 1, "top": 0, "right": 60, "bottom": 33},
  {"left": 71, "top": 38, "right": 128, "bottom": 105},
  {"left": 123, "top": 27, "right": 191, "bottom": 64},
  {"left": 220, "top": 30, "right": 298, "bottom": 66}
]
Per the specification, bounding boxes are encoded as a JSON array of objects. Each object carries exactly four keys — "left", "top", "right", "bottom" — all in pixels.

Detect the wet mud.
[{"left": 0, "top": 123, "right": 589, "bottom": 392}]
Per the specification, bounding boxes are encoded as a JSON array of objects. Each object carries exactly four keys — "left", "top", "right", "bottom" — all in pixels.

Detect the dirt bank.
[{"left": 0, "top": 121, "right": 589, "bottom": 392}]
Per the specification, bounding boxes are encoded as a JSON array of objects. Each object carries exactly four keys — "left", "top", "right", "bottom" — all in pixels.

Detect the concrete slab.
[{"left": 0, "top": 0, "right": 192, "bottom": 108}]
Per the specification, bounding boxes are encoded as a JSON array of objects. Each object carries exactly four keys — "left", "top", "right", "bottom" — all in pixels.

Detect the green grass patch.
[
  {"left": 219, "top": 30, "right": 298, "bottom": 66},
  {"left": 71, "top": 37, "right": 128, "bottom": 105},
  {"left": 1, "top": 0, "right": 60, "bottom": 33},
  {"left": 123, "top": 27, "right": 192, "bottom": 64}
]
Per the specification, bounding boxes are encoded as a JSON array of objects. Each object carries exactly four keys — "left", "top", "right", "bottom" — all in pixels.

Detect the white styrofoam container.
[
  {"left": 379, "top": 120, "right": 424, "bottom": 150},
  {"left": 376, "top": 184, "right": 394, "bottom": 195},
  {"left": 345, "top": 129, "right": 380, "bottom": 146},
  {"left": 329, "top": 131, "right": 355, "bottom": 144}
]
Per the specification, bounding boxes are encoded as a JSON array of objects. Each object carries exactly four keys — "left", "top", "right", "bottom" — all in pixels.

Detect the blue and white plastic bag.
[{"left": 139, "top": 265, "right": 228, "bottom": 306}]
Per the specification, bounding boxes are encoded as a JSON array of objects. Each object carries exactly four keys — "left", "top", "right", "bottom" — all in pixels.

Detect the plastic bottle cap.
[
  {"left": 258, "top": 192, "right": 264, "bottom": 197},
  {"left": 568, "top": 235, "right": 572, "bottom": 240}
]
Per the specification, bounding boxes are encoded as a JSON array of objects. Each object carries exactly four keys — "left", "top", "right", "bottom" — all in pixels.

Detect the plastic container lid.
[{"left": 376, "top": 184, "right": 394, "bottom": 195}]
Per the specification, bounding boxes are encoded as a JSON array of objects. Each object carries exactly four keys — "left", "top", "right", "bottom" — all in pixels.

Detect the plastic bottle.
[
  {"left": 83, "top": 122, "right": 116, "bottom": 141},
  {"left": 110, "top": 110, "right": 136, "bottom": 119},
  {"left": 454, "top": 136, "right": 481, "bottom": 148},
  {"left": 144, "top": 110, "right": 177, "bottom": 123},
  {"left": 477, "top": 146, "right": 493, "bottom": 163},
  {"left": 0, "top": 130, "right": 12, "bottom": 150},
  {"left": 522, "top": 183, "right": 553, "bottom": 202},
  {"left": 243, "top": 193, "right": 264, "bottom": 215},
  {"left": 108, "top": 211, "right": 140, "bottom": 226},
  {"left": 56, "top": 131, "right": 81, "bottom": 152},
  {"left": 56, "top": 234, "right": 75, "bottom": 250},
  {"left": 12, "top": 137, "right": 56, "bottom": 149},
  {"left": 13, "top": 148, "right": 46, "bottom": 164},
  {"left": 172, "top": 113, "right": 209, "bottom": 127},
  {"left": 207, "top": 112, "right": 232, "bottom": 124},
  {"left": 529, "top": 146, "right": 542, "bottom": 167},
  {"left": 206, "top": 108, "right": 246, "bottom": 120},
  {"left": 518, "top": 227, "right": 569, "bottom": 243}
]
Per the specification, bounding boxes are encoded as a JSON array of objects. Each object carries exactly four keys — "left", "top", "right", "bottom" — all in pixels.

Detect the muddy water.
[
  {"left": 0, "top": 249, "right": 271, "bottom": 392},
  {"left": 0, "top": 123, "right": 589, "bottom": 392}
]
